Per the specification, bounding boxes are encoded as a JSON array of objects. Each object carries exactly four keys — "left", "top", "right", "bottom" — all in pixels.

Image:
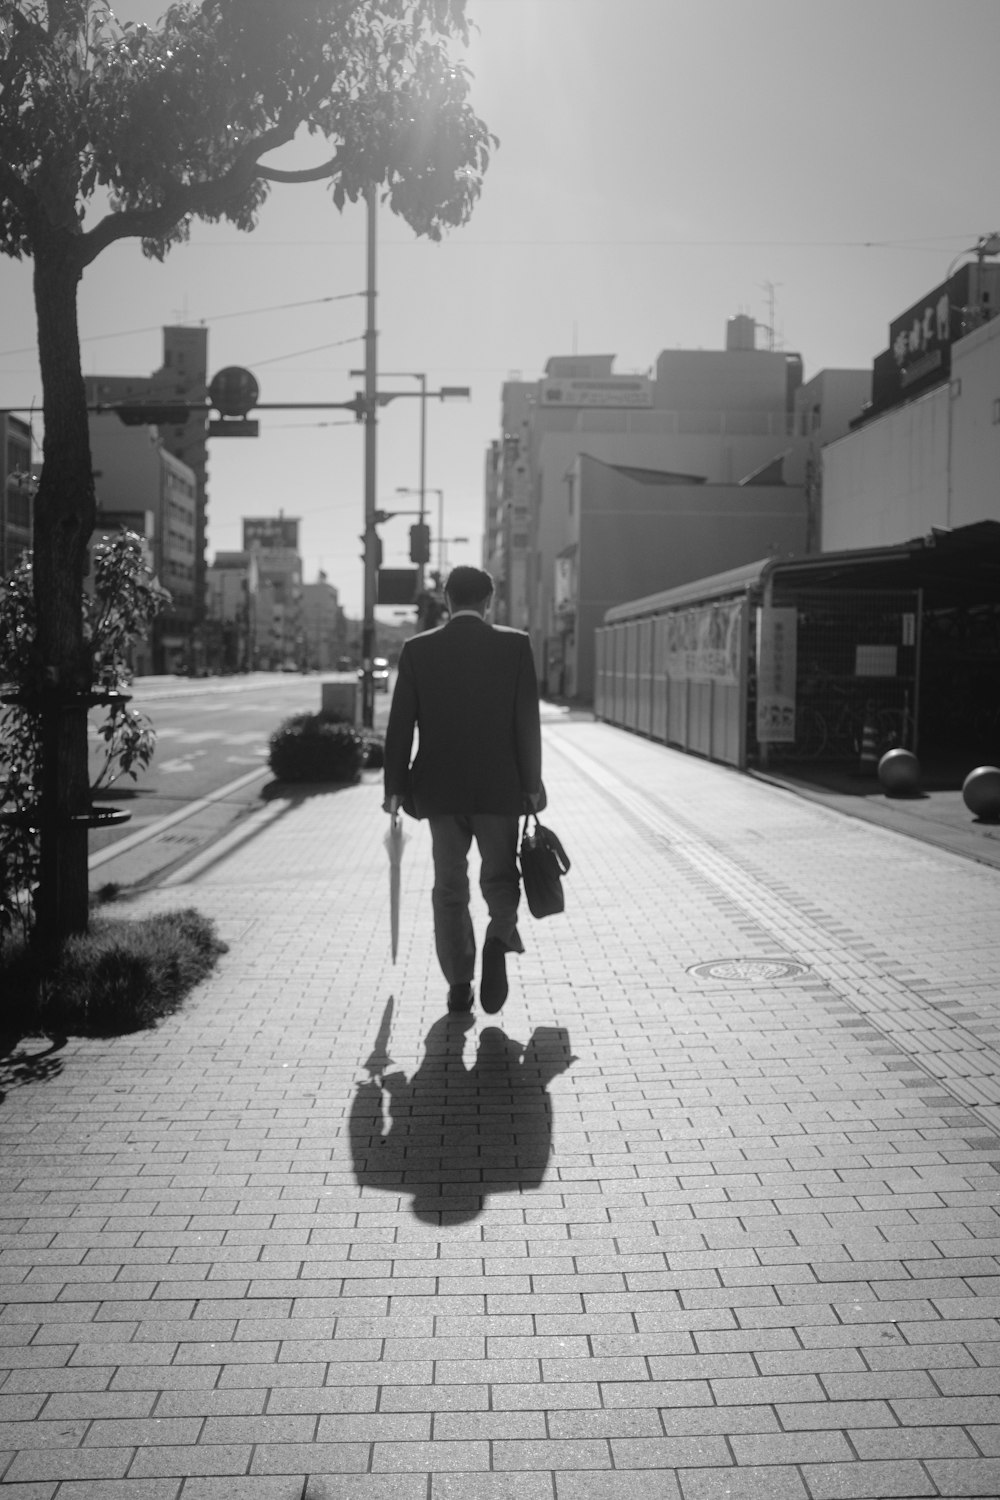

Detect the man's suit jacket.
[{"left": 383, "top": 615, "right": 542, "bottom": 818}]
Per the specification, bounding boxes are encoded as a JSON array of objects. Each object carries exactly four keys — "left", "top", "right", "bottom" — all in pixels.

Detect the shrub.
[
  {"left": 2, "top": 907, "right": 227, "bottom": 1038},
  {"left": 360, "top": 730, "right": 385, "bottom": 769},
  {"left": 268, "top": 712, "right": 365, "bottom": 784},
  {"left": 0, "top": 530, "right": 167, "bottom": 957}
]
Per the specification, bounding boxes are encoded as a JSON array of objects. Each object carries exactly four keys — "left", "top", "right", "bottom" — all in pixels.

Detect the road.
[{"left": 87, "top": 672, "right": 392, "bottom": 891}]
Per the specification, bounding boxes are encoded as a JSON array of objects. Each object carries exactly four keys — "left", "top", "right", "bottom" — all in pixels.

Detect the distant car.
[
  {"left": 336, "top": 654, "right": 353, "bottom": 672},
  {"left": 359, "top": 657, "right": 390, "bottom": 691}
]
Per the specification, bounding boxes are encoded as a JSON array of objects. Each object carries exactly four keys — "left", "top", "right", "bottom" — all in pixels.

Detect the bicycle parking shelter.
[{"left": 595, "top": 519, "right": 1000, "bottom": 771}]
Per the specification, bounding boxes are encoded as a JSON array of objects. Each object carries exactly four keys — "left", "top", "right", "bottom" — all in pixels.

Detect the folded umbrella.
[{"left": 383, "top": 811, "right": 407, "bottom": 963}]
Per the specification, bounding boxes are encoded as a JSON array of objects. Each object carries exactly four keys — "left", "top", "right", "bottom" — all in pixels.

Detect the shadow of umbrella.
[{"left": 350, "top": 1010, "right": 576, "bottom": 1224}]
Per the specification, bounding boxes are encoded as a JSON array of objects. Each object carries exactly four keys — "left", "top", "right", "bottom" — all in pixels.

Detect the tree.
[
  {"left": 0, "top": 0, "right": 493, "bottom": 944},
  {"left": 1, "top": 527, "right": 169, "bottom": 952}
]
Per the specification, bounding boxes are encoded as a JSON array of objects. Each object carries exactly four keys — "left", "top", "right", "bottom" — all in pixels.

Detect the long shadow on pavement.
[
  {"left": 350, "top": 999, "right": 575, "bottom": 1223},
  {"left": 0, "top": 1034, "right": 65, "bottom": 1106}
]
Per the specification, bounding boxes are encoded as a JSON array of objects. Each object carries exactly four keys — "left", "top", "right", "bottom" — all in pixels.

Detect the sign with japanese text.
[
  {"left": 755, "top": 606, "right": 798, "bottom": 743},
  {"left": 663, "top": 601, "right": 743, "bottom": 685},
  {"left": 540, "top": 377, "right": 653, "bottom": 408},
  {"left": 871, "top": 264, "right": 1000, "bottom": 414},
  {"left": 243, "top": 516, "right": 300, "bottom": 552}
]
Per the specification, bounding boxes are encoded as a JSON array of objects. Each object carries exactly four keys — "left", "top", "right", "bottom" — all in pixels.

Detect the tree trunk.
[{"left": 31, "top": 232, "right": 94, "bottom": 946}]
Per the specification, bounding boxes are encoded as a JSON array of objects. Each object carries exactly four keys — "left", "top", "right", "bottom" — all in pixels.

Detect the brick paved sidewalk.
[{"left": 1, "top": 714, "right": 1000, "bottom": 1499}]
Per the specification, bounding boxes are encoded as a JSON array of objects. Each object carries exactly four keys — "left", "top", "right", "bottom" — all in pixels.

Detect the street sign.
[{"left": 208, "top": 419, "right": 259, "bottom": 438}]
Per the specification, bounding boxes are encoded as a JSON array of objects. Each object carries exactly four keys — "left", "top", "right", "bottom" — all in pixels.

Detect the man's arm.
[
  {"left": 383, "top": 645, "right": 417, "bottom": 811},
  {"left": 513, "top": 636, "right": 543, "bottom": 805}
]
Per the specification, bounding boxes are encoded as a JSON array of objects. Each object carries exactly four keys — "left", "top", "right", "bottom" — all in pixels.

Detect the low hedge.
[
  {"left": 3, "top": 907, "right": 228, "bottom": 1038},
  {"left": 268, "top": 712, "right": 383, "bottom": 783}
]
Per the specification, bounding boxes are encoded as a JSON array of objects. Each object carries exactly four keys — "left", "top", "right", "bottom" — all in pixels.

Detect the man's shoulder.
[
  {"left": 400, "top": 624, "right": 447, "bottom": 653},
  {"left": 487, "top": 624, "right": 530, "bottom": 642},
  {"left": 405, "top": 622, "right": 529, "bottom": 649}
]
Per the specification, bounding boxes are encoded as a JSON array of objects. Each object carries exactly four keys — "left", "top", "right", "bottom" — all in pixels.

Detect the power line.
[
  {"left": 252, "top": 335, "right": 362, "bottom": 368},
  {"left": 0, "top": 291, "right": 362, "bottom": 361}
]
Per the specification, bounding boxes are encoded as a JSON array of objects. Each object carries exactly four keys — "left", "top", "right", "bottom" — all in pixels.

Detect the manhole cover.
[{"left": 689, "top": 958, "right": 810, "bottom": 982}]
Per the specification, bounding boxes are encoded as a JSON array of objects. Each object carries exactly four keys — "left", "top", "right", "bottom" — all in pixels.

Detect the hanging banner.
[
  {"left": 663, "top": 601, "right": 743, "bottom": 684},
  {"left": 756, "top": 606, "right": 797, "bottom": 742}
]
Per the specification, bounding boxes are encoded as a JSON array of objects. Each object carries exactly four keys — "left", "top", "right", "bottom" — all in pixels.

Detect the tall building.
[
  {"left": 302, "top": 571, "right": 345, "bottom": 671},
  {"left": 85, "top": 325, "right": 210, "bottom": 661},
  {"left": 89, "top": 413, "right": 198, "bottom": 673},
  {"left": 207, "top": 551, "right": 259, "bottom": 673},
  {"left": 1, "top": 413, "right": 33, "bottom": 575},
  {"left": 487, "top": 326, "right": 872, "bottom": 700},
  {"left": 243, "top": 515, "right": 303, "bottom": 669},
  {"left": 487, "top": 332, "right": 808, "bottom": 693}
]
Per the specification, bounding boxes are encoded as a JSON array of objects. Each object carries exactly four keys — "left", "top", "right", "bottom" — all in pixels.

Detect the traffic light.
[
  {"left": 409, "top": 523, "right": 431, "bottom": 564},
  {"left": 359, "top": 533, "right": 383, "bottom": 567}
]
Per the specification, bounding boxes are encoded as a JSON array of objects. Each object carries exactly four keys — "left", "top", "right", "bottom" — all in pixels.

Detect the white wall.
[
  {"left": 950, "top": 317, "right": 1000, "bottom": 528},
  {"left": 822, "top": 387, "right": 949, "bottom": 550},
  {"left": 533, "top": 426, "right": 802, "bottom": 669},
  {"left": 822, "top": 315, "right": 1000, "bottom": 551}
]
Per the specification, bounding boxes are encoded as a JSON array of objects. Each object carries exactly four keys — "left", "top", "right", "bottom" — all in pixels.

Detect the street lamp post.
[
  {"left": 438, "top": 536, "right": 470, "bottom": 571},
  {"left": 356, "top": 372, "right": 469, "bottom": 589}
]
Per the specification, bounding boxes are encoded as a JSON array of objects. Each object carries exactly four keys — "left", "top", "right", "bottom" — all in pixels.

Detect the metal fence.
[{"left": 764, "top": 587, "right": 922, "bottom": 763}]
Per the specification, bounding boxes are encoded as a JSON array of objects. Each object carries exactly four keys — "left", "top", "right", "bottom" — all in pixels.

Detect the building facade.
[
  {"left": 243, "top": 515, "right": 303, "bottom": 670},
  {"left": 823, "top": 280, "right": 1000, "bottom": 551},
  {"left": 1, "top": 413, "right": 33, "bottom": 576},
  {"left": 301, "top": 572, "right": 345, "bottom": 671},
  {"left": 206, "top": 551, "right": 259, "bottom": 673},
  {"left": 85, "top": 325, "right": 210, "bottom": 664},
  {"left": 557, "top": 454, "right": 808, "bottom": 702},
  {"left": 486, "top": 329, "right": 814, "bottom": 696},
  {"left": 88, "top": 413, "right": 198, "bottom": 673}
]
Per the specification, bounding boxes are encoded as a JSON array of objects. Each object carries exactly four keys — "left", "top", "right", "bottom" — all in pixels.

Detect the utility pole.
[{"left": 361, "top": 184, "right": 378, "bottom": 730}]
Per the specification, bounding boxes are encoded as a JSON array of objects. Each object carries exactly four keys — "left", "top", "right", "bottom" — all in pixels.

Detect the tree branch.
[
  {"left": 256, "top": 156, "right": 340, "bottom": 185},
  {"left": 78, "top": 121, "right": 299, "bottom": 264}
]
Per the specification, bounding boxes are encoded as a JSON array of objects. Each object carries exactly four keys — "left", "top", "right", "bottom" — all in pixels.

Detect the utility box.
[{"left": 321, "top": 681, "right": 359, "bottom": 724}]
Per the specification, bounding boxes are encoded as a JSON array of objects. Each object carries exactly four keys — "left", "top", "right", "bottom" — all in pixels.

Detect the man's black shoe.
[
  {"left": 480, "top": 938, "right": 508, "bottom": 1014},
  {"left": 447, "top": 982, "right": 473, "bottom": 1013}
]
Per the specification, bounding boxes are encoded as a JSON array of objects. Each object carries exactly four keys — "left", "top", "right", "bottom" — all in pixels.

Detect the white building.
[
  {"left": 486, "top": 327, "right": 866, "bottom": 695},
  {"left": 207, "top": 551, "right": 259, "bottom": 673},
  {"left": 823, "top": 303, "right": 1000, "bottom": 550}
]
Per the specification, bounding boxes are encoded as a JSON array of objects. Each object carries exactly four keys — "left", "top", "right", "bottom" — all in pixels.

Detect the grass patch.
[{"left": 2, "top": 907, "right": 228, "bottom": 1039}]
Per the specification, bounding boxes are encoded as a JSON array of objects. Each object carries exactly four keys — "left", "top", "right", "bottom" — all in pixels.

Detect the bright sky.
[{"left": 2, "top": 0, "right": 999, "bottom": 616}]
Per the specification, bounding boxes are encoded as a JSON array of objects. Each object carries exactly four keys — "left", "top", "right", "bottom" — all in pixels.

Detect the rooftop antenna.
[{"left": 759, "top": 281, "right": 783, "bottom": 351}]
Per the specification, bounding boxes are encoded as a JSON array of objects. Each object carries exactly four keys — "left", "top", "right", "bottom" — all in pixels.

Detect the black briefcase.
[{"left": 519, "top": 814, "right": 571, "bottom": 919}]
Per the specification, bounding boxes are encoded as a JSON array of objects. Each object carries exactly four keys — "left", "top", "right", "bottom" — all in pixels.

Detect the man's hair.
[{"left": 445, "top": 565, "right": 494, "bottom": 611}]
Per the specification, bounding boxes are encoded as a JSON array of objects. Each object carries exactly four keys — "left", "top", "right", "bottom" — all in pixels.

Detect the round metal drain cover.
[{"left": 689, "top": 958, "right": 809, "bottom": 982}]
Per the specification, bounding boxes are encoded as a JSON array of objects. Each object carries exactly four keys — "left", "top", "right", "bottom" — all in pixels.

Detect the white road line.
[{"left": 88, "top": 764, "right": 271, "bottom": 870}]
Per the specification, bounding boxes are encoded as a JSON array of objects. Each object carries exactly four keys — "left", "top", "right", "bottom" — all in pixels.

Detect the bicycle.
[{"left": 794, "top": 692, "right": 909, "bottom": 761}]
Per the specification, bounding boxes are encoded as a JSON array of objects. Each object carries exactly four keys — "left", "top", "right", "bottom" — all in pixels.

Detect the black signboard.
[
  {"left": 243, "top": 516, "right": 300, "bottom": 551},
  {"left": 377, "top": 568, "right": 419, "bottom": 605},
  {"left": 871, "top": 265, "right": 978, "bottom": 415}
]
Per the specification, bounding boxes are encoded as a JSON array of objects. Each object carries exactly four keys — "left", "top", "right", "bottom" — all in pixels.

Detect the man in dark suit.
[{"left": 383, "top": 566, "right": 544, "bottom": 1015}]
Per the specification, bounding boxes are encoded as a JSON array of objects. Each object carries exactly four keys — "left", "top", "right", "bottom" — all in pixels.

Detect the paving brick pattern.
[{"left": 1, "top": 712, "right": 999, "bottom": 1498}]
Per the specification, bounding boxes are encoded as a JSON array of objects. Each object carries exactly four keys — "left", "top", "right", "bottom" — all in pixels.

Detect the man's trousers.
[{"left": 427, "top": 813, "right": 524, "bottom": 985}]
